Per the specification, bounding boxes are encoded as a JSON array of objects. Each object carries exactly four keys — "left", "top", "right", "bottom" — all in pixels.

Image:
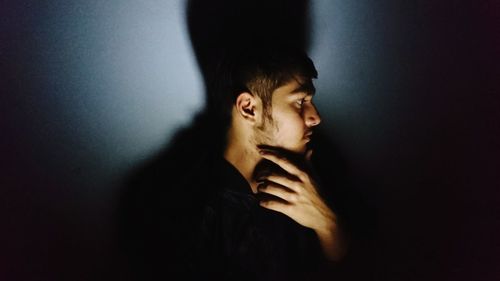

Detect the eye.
[{"left": 296, "top": 97, "right": 311, "bottom": 107}]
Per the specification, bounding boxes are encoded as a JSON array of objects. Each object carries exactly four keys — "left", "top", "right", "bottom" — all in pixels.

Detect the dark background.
[{"left": 1, "top": 0, "right": 498, "bottom": 280}]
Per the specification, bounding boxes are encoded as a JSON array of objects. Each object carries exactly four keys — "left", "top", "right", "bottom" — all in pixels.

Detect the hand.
[
  {"left": 256, "top": 147, "right": 347, "bottom": 261},
  {"left": 256, "top": 147, "right": 336, "bottom": 233}
]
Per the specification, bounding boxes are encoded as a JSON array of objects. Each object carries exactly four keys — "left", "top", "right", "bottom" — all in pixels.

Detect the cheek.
[{"left": 274, "top": 114, "right": 305, "bottom": 141}]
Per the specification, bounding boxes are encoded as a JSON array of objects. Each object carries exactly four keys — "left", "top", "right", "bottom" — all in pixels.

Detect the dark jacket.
[{"left": 117, "top": 112, "right": 375, "bottom": 281}]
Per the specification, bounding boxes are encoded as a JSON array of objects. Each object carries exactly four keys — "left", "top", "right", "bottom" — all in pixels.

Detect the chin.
[{"left": 294, "top": 145, "right": 308, "bottom": 155}]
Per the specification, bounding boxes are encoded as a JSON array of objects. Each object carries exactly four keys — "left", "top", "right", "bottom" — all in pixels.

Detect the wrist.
[
  {"left": 314, "top": 210, "right": 338, "bottom": 236},
  {"left": 314, "top": 215, "right": 348, "bottom": 262}
]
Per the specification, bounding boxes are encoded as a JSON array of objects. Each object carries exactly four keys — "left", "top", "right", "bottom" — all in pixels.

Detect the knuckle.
[
  {"left": 288, "top": 194, "right": 298, "bottom": 202},
  {"left": 267, "top": 184, "right": 276, "bottom": 192},
  {"left": 299, "top": 172, "right": 310, "bottom": 182}
]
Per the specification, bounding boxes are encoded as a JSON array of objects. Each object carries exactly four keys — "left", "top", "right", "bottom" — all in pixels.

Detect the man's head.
[{"left": 217, "top": 47, "right": 321, "bottom": 154}]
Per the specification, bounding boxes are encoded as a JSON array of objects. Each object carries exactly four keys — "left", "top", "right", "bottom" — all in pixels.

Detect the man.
[
  {"left": 119, "top": 47, "right": 348, "bottom": 280},
  {"left": 222, "top": 49, "right": 347, "bottom": 263}
]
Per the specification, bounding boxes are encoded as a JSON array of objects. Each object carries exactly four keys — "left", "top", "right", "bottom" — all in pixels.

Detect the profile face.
[{"left": 255, "top": 77, "right": 321, "bottom": 154}]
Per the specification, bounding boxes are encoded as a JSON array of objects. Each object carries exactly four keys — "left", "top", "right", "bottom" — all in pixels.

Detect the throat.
[{"left": 223, "top": 146, "right": 261, "bottom": 194}]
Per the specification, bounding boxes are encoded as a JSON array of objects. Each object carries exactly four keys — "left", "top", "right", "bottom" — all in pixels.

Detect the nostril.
[
  {"left": 315, "top": 115, "right": 322, "bottom": 125},
  {"left": 306, "top": 116, "right": 320, "bottom": 127},
  {"left": 304, "top": 105, "right": 321, "bottom": 126}
]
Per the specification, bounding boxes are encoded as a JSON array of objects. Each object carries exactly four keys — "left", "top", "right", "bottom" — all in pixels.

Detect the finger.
[
  {"left": 259, "top": 150, "right": 307, "bottom": 181},
  {"left": 259, "top": 198, "right": 291, "bottom": 215},
  {"left": 260, "top": 174, "right": 301, "bottom": 193},
  {"left": 258, "top": 182, "right": 298, "bottom": 203}
]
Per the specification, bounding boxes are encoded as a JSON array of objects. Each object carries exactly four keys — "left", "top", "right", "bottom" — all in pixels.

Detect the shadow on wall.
[{"left": 113, "top": 1, "right": 377, "bottom": 280}]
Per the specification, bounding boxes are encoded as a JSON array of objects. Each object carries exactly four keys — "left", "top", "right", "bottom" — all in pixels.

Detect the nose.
[{"left": 305, "top": 103, "right": 321, "bottom": 127}]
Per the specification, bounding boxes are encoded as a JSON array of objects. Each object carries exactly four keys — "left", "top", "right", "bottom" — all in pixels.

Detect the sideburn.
[
  {"left": 253, "top": 108, "right": 279, "bottom": 149},
  {"left": 256, "top": 106, "right": 275, "bottom": 132}
]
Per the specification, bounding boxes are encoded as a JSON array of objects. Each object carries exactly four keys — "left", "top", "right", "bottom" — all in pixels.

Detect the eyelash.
[{"left": 297, "top": 98, "right": 309, "bottom": 107}]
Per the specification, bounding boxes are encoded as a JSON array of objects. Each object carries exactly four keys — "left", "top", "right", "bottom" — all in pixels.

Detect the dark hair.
[{"left": 207, "top": 46, "right": 318, "bottom": 121}]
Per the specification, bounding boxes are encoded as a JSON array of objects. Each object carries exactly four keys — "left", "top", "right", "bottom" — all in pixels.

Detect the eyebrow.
[{"left": 290, "top": 79, "right": 316, "bottom": 96}]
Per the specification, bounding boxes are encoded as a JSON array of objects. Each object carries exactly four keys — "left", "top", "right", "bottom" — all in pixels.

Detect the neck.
[{"left": 223, "top": 126, "right": 262, "bottom": 193}]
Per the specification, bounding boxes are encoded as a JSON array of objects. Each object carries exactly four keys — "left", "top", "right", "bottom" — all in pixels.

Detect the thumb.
[{"left": 305, "top": 149, "right": 313, "bottom": 162}]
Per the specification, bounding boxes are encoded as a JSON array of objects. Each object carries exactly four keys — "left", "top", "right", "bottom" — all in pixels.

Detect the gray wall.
[{"left": 2, "top": 0, "right": 498, "bottom": 280}]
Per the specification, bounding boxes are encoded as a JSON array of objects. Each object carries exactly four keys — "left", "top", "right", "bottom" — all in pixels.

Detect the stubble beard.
[
  {"left": 253, "top": 114, "right": 276, "bottom": 150},
  {"left": 253, "top": 115, "right": 307, "bottom": 155}
]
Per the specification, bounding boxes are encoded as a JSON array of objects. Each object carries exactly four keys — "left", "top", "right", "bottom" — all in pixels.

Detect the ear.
[{"left": 235, "top": 92, "right": 259, "bottom": 122}]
